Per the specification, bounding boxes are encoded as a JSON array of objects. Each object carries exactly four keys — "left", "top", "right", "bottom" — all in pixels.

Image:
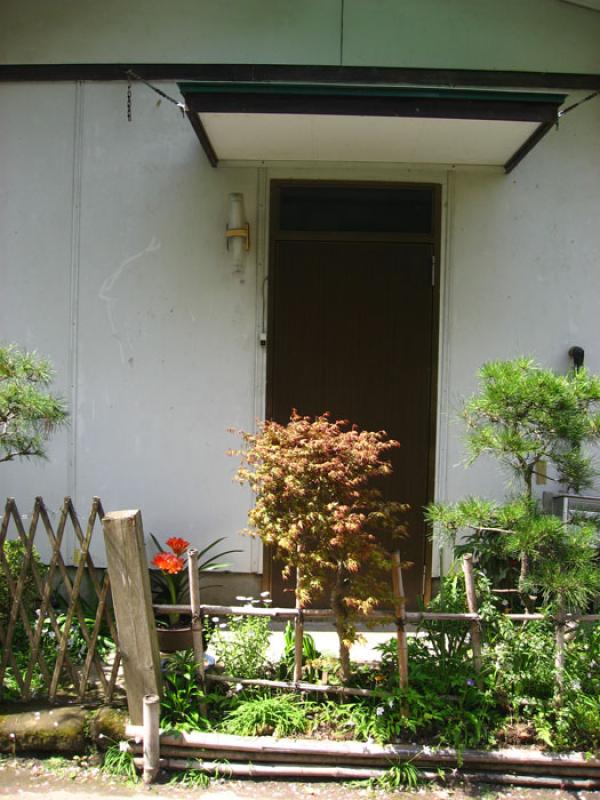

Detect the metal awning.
[{"left": 178, "top": 83, "right": 565, "bottom": 172}]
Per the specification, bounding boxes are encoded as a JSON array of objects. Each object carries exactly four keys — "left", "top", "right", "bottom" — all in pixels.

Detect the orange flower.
[
  {"left": 152, "top": 552, "right": 185, "bottom": 574},
  {"left": 166, "top": 536, "right": 190, "bottom": 556}
]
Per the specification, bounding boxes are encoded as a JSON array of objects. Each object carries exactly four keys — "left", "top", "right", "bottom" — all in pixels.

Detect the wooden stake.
[
  {"left": 142, "top": 693, "right": 160, "bottom": 785},
  {"left": 391, "top": 550, "right": 409, "bottom": 690},
  {"left": 294, "top": 567, "right": 304, "bottom": 683},
  {"left": 187, "top": 548, "right": 207, "bottom": 718},
  {"left": 187, "top": 549, "right": 205, "bottom": 688},
  {"left": 102, "top": 509, "right": 162, "bottom": 724},
  {"left": 462, "top": 553, "right": 483, "bottom": 680},
  {"left": 554, "top": 600, "right": 566, "bottom": 706}
]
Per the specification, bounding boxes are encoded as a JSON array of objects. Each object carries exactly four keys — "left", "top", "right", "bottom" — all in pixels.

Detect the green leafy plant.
[
  {"left": 278, "top": 621, "right": 321, "bottom": 681},
  {"left": 0, "top": 539, "right": 46, "bottom": 624},
  {"left": 168, "top": 766, "right": 211, "bottom": 787},
  {"left": 222, "top": 692, "right": 313, "bottom": 737},
  {"left": 160, "top": 649, "right": 226, "bottom": 731},
  {"left": 427, "top": 359, "right": 600, "bottom": 620},
  {"left": 210, "top": 604, "right": 271, "bottom": 679},
  {"left": 102, "top": 742, "right": 138, "bottom": 782},
  {"left": 462, "top": 358, "right": 600, "bottom": 495},
  {"left": 232, "top": 412, "right": 408, "bottom": 681},
  {"left": 375, "top": 761, "right": 421, "bottom": 790},
  {"left": 0, "top": 344, "right": 68, "bottom": 464}
]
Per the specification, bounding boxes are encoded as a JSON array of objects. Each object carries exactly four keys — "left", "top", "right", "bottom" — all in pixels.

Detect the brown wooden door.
[{"left": 266, "top": 183, "right": 439, "bottom": 608}]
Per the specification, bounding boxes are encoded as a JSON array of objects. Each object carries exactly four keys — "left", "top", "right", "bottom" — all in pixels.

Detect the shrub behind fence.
[{"left": 0, "top": 496, "right": 121, "bottom": 704}]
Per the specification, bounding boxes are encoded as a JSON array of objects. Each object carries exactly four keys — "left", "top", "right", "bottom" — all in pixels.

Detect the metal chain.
[
  {"left": 127, "top": 80, "right": 132, "bottom": 122},
  {"left": 125, "top": 70, "right": 187, "bottom": 116}
]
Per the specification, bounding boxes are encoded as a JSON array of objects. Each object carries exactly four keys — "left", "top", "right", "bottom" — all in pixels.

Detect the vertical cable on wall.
[
  {"left": 339, "top": 0, "right": 345, "bottom": 66},
  {"left": 251, "top": 166, "right": 268, "bottom": 574},
  {"left": 67, "top": 81, "right": 84, "bottom": 524}
]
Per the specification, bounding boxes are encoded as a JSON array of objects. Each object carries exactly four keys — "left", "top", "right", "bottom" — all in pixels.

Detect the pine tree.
[{"left": 0, "top": 345, "right": 68, "bottom": 464}]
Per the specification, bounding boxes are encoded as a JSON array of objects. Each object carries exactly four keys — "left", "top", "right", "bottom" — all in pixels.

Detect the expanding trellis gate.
[{"left": 0, "top": 496, "right": 121, "bottom": 703}]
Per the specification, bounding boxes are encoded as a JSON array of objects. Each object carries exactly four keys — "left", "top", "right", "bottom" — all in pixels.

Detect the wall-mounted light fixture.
[{"left": 226, "top": 193, "right": 250, "bottom": 271}]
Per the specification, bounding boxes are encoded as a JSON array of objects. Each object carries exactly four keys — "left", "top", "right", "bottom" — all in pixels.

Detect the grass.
[{"left": 101, "top": 742, "right": 138, "bottom": 783}]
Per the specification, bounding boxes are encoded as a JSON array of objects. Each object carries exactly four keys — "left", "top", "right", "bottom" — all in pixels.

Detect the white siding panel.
[
  {"left": 75, "top": 84, "right": 258, "bottom": 568},
  {"left": 0, "top": 84, "right": 75, "bottom": 552},
  {"left": 444, "top": 93, "right": 600, "bottom": 512}
]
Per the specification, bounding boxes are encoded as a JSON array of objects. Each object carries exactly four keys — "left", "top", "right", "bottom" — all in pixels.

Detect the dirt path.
[{"left": 1, "top": 756, "right": 599, "bottom": 800}]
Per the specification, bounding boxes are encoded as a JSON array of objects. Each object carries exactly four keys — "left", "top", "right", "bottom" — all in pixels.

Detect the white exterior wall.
[
  {"left": 1, "top": 81, "right": 261, "bottom": 569},
  {"left": 444, "top": 94, "right": 600, "bottom": 501},
  {"left": 2, "top": 0, "right": 600, "bottom": 578}
]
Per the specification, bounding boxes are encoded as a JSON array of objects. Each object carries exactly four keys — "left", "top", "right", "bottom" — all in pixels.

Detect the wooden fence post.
[
  {"left": 554, "top": 599, "right": 566, "bottom": 706},
  {"left": 142, "top": 693, "right": 160, "bottom": 785},
  {"left": 391, "top": 551, "right": 409, "bottom": 690},
  {"left": 187, "top": 549, "right": 206, "bottom": 687},
  {"left": 187, "top": 548, "right": 207, "bottom": 717},
  {"left": 462, "top": 553, "right": 483, "bottom": 681},
  {"left": 102, "top": 510, "right": 162, "bottom": 724},
  {"left": 294, "top": 567, "right": 304, "bottom": 683}
]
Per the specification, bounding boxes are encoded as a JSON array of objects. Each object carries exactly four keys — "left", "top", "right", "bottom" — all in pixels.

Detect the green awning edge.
[{"left": 177, "top": 82, "right": 566, "bottom": 105}]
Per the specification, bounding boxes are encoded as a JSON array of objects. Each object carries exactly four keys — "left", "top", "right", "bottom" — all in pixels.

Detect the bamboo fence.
[
  {"left": 126, "top": 726, "right": 600, "bottom": 788},
  {"left": 152, "top": 549, "right": 599, "bottom": 698},
  {"left": 99, "top": 509, "right": 600, "bottom": 788},
  {"left": 0, "top": 496, "right": 122, "bottom": 704}
]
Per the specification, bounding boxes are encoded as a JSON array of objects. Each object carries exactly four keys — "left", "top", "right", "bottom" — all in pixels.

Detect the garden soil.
[{"left": 1, "top": 757, "right": 599, "bottom": 800}]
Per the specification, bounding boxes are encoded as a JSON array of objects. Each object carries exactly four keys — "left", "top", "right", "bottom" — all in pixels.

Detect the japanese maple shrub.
[{"left": 232, "top": 412, "right": 408, "bottom": 681}]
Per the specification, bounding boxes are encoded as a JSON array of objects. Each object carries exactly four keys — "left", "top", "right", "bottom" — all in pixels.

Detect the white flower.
[
  {"left": 235, "top": 683, "right": 243, "bottom": 693},
  {"left": 376, "top": 706, "right": 385, "bottom": 716},
  {"left": 212, "top": 617, "right": 220, "bottom": 622},
  {"left": 260, "top": 591, "right": 271, "bottom": 598},
  {"left": 119, "top": 741, "right": 131, "bottom": 753}
]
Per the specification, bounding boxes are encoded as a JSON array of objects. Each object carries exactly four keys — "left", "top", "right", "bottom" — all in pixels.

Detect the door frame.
[{"left": 262, "top": 178, "right": 442, "bottom": 603}]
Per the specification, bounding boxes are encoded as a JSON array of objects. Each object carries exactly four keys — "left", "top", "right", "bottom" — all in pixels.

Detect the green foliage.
[
  {"left": 0, "top": 539, "right": 46, "bottom": 623},
  {"left": 232, "top": 411, "right": 408, "bottom": 680},
  {"left": 431, "top": 499, "right": 600, "bottom": 611},
  {"left": 102, "top": 742, "right": 138, "bottom": 782},
  {"left": 506, "top": 514, "right": 600, "bottom": 611},
  {"left": 223, "top": 692, "right": 313, "bottom": 737},
  {"left": 168, "top": 767, "right": 211, "bottom": 787},
  {"left": 462, "top": 358, "right": 600, "bottom": 493},
  {"left": 489, "top": 617, "right": 556, "bottom": 710},
  {"left": 161, "top": 650, "right": 227, "bottom": 732},
  {"left": 374, "top": 761, "right": 421, "bottom": 790},
  {"left": 427, "top": 358, "right": 600, "bottom": 614},
  {"left": 278, "top": 621, "right": 321, "bottom": 681},
  {"left": 209, "top": 607, "right": 271, "bottom": 680},
  {"left": 485, "top": 615, "right": 600, "bottom": 751},
  {"left": 0, "top": 344, "right": 68, "bottom": 464},
  {"left": 0, "top": 539, "right": 50, "bottom": 699}
]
